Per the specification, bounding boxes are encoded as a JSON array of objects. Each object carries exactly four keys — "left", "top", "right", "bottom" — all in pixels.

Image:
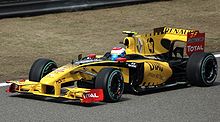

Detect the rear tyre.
[
  {"left": 186, "top": 52, "right": 218, "bottom": 86},
  {"left": 29, "top": 58, "right": 57, "bottom": 82},
  {"left": 95, "top": 68, "right": 124, "bottom": 102}
]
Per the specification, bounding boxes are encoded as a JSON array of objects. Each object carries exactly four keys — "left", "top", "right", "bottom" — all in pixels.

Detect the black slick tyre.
[
  {"left": 186, "top": 52, "right": 218, "bottom": 86},
  {"left": 95, "top": 68, "right": 124, "bottom": 102},
  {"left": 29, "top": 58, "right": 57, "bottom": 82}
]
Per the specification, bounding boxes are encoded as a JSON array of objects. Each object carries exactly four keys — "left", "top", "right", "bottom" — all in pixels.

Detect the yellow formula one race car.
[{"left": 6, "top": 27, "right": 218, "bottom": 103}]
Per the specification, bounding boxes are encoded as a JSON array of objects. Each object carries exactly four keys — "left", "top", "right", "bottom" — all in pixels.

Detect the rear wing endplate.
[
  {"left": 186, "top": 32, "right": 205, "bottom": 56},
  {"left": 154, "top": 27, "right": 205, "bottom": 56}
]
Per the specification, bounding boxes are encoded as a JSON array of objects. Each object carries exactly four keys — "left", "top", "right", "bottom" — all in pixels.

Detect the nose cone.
[{"left": 40, "top": 64, "right": 75, "bottom": 85}]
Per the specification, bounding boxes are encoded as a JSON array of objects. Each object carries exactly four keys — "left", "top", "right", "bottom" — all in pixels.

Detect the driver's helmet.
[{"left": 110, "top": 47, "right": 126, "bottom": 61}]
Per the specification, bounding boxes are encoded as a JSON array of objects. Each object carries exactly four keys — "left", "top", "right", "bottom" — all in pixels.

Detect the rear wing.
[{"left": 123, "top": 27, "right": 205, "bottom": 57}]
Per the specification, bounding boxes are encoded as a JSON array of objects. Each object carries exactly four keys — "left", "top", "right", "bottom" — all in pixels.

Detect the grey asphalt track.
[{"left": 0, "top": 58, "right": 219, "bottom": 122}]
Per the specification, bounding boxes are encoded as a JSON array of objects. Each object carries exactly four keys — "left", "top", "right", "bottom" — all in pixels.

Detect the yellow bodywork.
[
  {"left": 124, "top": 27, "right": 196, "bottom": 56},
  {"left": 7, "top": 27, "right": 197, "bottom": 102},
  {"left": 8, "top": 62, "right": 130, "bottom": 101}
]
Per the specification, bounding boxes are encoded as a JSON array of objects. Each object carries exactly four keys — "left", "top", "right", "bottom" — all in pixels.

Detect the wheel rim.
[
  {"left": 201, "top": 56, "right": 218, "bottom": 84},
  {"left": 107, "top": 70, "right": 124, "bottom": 101}
]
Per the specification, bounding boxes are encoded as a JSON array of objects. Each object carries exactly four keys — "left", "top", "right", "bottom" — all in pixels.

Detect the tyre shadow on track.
[
  {"left": 9, "top": 94, "right": 131, "bottom": 107},
  {"left": 213, "top": 81, "right": 220, "bottom": 86},
  {"left": 9, "top": 94, "right": 105, "bottom": 107},
  {"left": 8, "top": 82, "right": 219, "bottom": 106}
]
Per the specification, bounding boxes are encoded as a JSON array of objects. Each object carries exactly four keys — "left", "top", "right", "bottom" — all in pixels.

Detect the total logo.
[
  {"left": 187, "top": 45, "right": 204, "bottom": 52},
  {"left": 84, "top": 93, "right": 99, "bottom": 98}
]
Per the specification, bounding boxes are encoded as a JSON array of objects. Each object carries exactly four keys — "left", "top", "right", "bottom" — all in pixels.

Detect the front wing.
[{"left": 6, "top": 80, "right": 104, "bottom": 103}]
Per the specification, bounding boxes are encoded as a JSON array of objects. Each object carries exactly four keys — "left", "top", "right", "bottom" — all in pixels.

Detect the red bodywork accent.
[
  {"left": 6, "top": 80, "right": 10, "bottom": 83},
  {"left": 116, "top": 57, "right": 127, "bottom": 62},
  {"left": 112, "top": 47, "right": 122, "bottom": 50},
  {"left": 88, "top": 54, "right": 96, "bottom": 59},
  {"left": 19, "top": 79, "right": 25, "bottom": 82},
  {"left": 186, "top": 32, "right": 205, "bottom": 56},
  {"left": 81, "top": 89, "right": 104, "bottom": 103},
  {"left": 6, "top": 83, "right": 16, "bottom": 93}
]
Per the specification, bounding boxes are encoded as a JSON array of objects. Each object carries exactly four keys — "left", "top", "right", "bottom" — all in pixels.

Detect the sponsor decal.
[
  {"left": 46, "top": 74, "right": 55, "bottom": 77},
  {"left": 82, "top": 89, "right": 104, "bottom": 103},
  {"left": 53, "top": 65, "right": 73, "bottom": 73},
  {"left": 148, "top": 72, "right": 164, "bottom": 81},
  {"left": 163, "top": 27, "right": 195, "bottom": 35},
  {"left": 74, "top": 59, "right": 102, "bottom": 65},
  {"left": 137, "top": 38, "right": 143, "bottom": 53},
  {"left": 187, "top": 45, "right": 204, "bottom": 52},
  {"left": 54, "top": 67, "right": 67, "bottom": 73},
  {"left": 187, "top": 37, "right": 205, "bottom": 43},
  {"left": 127, "top": 62, "right": 137, "bottom": 68},
  {"left": 147, "top": 38, "right": 154, "bottom": 53},
  {"left": 147, "top": 62, "right": 163, "bottom": 72},
  {"left": 186, "top": 32, "right": 205, "bottom": 56},
  {"left": 84, "top": 93, "right": 99, "bottom": 98}
]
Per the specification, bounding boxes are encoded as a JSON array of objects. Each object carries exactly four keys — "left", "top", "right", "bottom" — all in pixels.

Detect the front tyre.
[
  {"left": 29, "top": 58, "right": 57, "bottom": 82},
  {"left": 186, "top": 52, "right": 218, "bottom": 86},
  {"left": 95, "top": 68, "right": 124, "bottom": 102}
]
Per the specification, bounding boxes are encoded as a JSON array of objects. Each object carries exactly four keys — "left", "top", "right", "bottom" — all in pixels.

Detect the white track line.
[
  {"left": 0, "top": 53, "right": 220, "bottom": 88},
  {"left": 214, "top": 54, "right": 220, "bottom": 58},
  {"left": 0, "top": 83, "right": 11, "bottom": 87}
]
